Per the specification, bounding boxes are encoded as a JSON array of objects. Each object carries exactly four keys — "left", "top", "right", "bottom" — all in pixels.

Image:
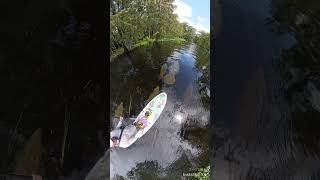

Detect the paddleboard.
[{"left": 110, "top": 92, "right": 167, "bottom": 148}]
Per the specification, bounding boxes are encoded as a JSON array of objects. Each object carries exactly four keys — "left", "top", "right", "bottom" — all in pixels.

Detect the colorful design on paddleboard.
[{"left": 111, "top": 92, "right": 167, "bottom": 148}]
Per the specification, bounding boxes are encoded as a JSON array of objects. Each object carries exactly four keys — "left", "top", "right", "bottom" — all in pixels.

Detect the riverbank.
[{"left": 110, "top": 37, "right": 187, "bottom": 62}]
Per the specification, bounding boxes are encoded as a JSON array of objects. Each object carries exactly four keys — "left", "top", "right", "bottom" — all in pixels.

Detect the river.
[
  {"left": 110, "top": 42, "right": 210, "bottom": 179},
  {"left": 213, "top": 0, "right": 320, "bottom": 179}
]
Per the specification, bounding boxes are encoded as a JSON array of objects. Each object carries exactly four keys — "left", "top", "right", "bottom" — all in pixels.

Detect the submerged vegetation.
[{"left": 110, "top": 0, "right": 197, "bottom": 60}]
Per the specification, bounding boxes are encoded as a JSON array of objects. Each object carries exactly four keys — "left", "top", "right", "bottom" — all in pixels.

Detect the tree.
[
  {"left": 110, "top": 0, "right": 196, "bottom": 57},
  {"left": 182, "top": 23, "right": 196, "bottom": 42}
]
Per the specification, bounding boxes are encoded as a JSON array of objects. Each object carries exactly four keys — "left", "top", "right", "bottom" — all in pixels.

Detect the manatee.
[{"left": 163, "top": 74, "right": 176, "bottom": 85}]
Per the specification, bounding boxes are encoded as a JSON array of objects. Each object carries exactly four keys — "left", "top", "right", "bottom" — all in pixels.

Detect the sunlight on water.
[
  {"left": 174, "top": 112, "right": 184, "bottom": 124},
  {"left": 110, "top": 42, "right": 210, "bottom": 179}
]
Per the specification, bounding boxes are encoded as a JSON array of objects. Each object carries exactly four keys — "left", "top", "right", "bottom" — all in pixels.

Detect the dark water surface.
[
  {"left": 110, "top": 42, "right": 210, "bottom": 179},
  {"left": 213, "top": 0, "right": 320, "bottom": 179}
]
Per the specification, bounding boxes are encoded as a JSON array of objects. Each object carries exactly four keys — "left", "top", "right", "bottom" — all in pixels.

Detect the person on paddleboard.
[
  {"left": 133, "top": 109, "right": 151, "bottom": 129},
  {"left": 110, "top": 110, "right": 152, "bottom": 148}
]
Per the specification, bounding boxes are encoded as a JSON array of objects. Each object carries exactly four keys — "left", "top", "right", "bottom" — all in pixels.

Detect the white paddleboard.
[{"left": 111, "top": 92, "right": 167, "bottom": 148}]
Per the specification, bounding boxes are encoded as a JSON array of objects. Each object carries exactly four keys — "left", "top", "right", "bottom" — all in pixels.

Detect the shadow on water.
[
  {"left": 110, "top": 41, "right": 210, "bottom": 179},
  {"left": 110, "top": 42, "right": 179, "bottom": 119},
  {"left": 213, "top": 0, "right": 320, "bottom": 179}
]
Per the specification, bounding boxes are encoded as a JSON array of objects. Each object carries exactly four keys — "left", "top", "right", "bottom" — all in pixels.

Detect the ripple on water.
[{"left": 110, "top": 43, "right": 210, "bottom": 179}]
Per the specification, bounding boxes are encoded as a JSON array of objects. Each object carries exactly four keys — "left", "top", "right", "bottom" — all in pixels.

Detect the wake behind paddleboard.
[{"left": 110, "top": 92, "right": 167, "bottom": 148}]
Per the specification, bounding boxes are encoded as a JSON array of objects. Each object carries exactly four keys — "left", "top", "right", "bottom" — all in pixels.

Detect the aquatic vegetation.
[
  {"left": 133, "top": 37, "right": 156, "bottom": 48},
  {"left": 157, "top": 37, "right": 187, "bottom": 44},
  {"left": 14, "top": 128, "right": 43, "bottom": 176}
]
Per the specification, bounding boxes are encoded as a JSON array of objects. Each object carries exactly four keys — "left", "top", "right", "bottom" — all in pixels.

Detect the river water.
[
  {"left": 213, "top": 0, "right": 320, "bottom": 179},
  {"left": 110, "top": 42, "right": 210, "bottom": 179}
]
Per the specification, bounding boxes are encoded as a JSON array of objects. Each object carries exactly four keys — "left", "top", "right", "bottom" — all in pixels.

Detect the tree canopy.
[{"left": 110, "top": 0, "right": 196, "bottom": 56}]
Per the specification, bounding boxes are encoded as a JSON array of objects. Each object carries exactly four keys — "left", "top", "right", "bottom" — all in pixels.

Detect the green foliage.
[
  {"left": 194, "top": 32, "right": 210, "bottom": 76},
  {"left": 110, "top": 0, "right": 196, "bottom": 59},
  {"left": 194, "top": 32, "right": 210, "bottom": 110},
  {"left": 182, "top": 22, "right": 197, "bottom": 42},
  {"left": 157, "top": 38, "right": 186, "bottom": 44},
  {"left": 110, "top": 48, "right": 125, "bottom": 62},
  {"left": 134, "top": 37, "right": 156, "bottom": 48},
  {"left": 192, "top": 165, "right": 210, "bottom": 180}
]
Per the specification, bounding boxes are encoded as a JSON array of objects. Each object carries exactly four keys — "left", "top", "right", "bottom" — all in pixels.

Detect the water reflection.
[
  {"left": 272, "top": 0, "right": 320, "bottom": 167},
  {"left": 110, "top": 41, "right": 210, "bottom": 179},
  {"left": 213, "top": 0, "right": 320, "bottom": 178}
]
